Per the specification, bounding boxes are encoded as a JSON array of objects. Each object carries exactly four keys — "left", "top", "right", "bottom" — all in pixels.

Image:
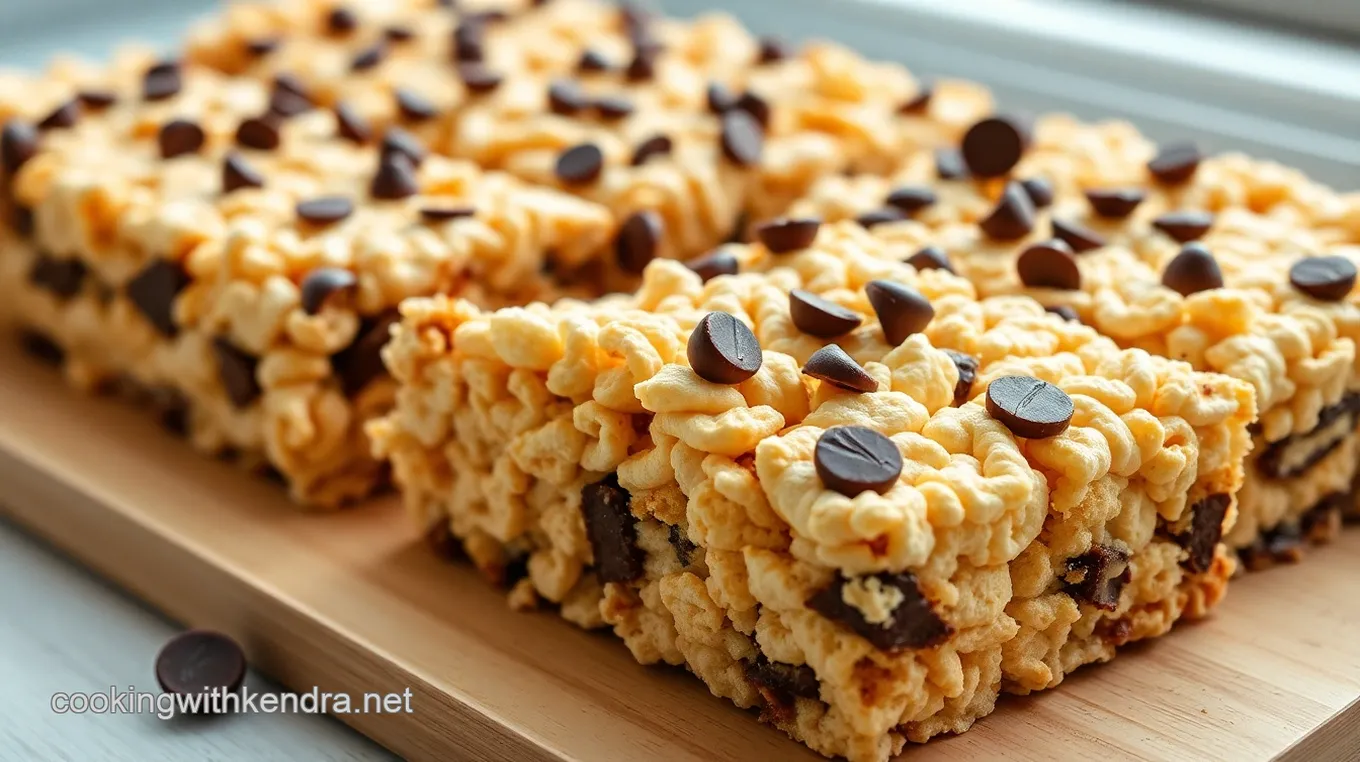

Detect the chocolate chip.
[
  {"left": 331, "top": 310, "right": 398, "bottom": 394},
  {"left": 126, "top": 259, "right": 189, "bottom": 337},
  {"left": 212, "top": 338, "right": 261, "bottom": 408},
  {"left": 36, "top": 99, "right": 80, "bottom": 131},
  {"left": 625, "top": 46, "right": 658, "bottom": 81},
  {"left": 807, "top": 571, "right": 948, "bottom": 651},
  {"left": 28, "top": 254, "right": 86, "bottom": 298},
  {"left": 1017, "top": 240, "right": 1080, "bottom": 291},
  {"left": 1151, "top": 210, "right": 1214, "bottom": 243},
  {"left": 706, "top": 82, "right": 738, "bottom": 114},
  {"left": 1019, "top": 177, "right": 1054, "bottom": 209},
  {"left": 269, "top": 74, "right": 314, "bottom": 117},
  {"left": 578, "top": 48, "right": 611, "bottom": 72},
  {"left": 884, "top": 186, "right": 937, "bottom": 215},
  {"left": 943, "top": 350, "right": 978, "bottom": 407},
  {"left": 734, "top": 91, "right": 771, "bottom": 130},
  {"left": 1, "top": 120, "right": 38, "bottom": 176},
  {"left": 581, "top": 475, "right": 643, "bottom": 583},
  {"left": 855, "top": 208, "right": 905, "bottom": 230},
  {"left": 745, "top": 655, "right": 819, "bottom": 702},
  {"left": 246, "top": 37, "right": 280, "bottom": 57},
  {"left": 905, "top": 245, "right": 953, "bottom": 274},
  {"left": 547, "top": 79, "right": 588, "bottom": 115},
  {"left": 296, "top": 196, "right": 354, "bottom": 225},
  {"left": 300, "top": 267, "right": 357, "bottom": 315},
  {"left": 755, "top": 217, "right": 820, "bottom": 253},
  {"left": 326, "top": 5, "right": 358, "bottom": 34},
  {"left": 452, "top": 21, "right": 485, "bottom": 63},
  {"left": 222, "top": 152, "right": 265, "bottom": 193},
  {"left": 985, "top": 375, "right": 1073, "bottom": 439},
  {"left": 350, "top": 42, "right": 387, "bottom": 71},
  {"left": 19, "top": 329, "right": 64, "bottom": 366},
  {"left": 143, "top": 60, "right": 183, "bottom": 101},
  {"left": 1290, "top": 255, "right": 1356, "bottom": 302},
  {"left": 1063, "top": 544, "right": 1131, "bottom": 611},
  {"left": 934, "top": 148, "right": 968, "bottom": 180},
  {"left": 554, "top": 143, "right": 604, "bottom": 185},
  {"left": 867, "top": 280, "right": 933, "bottom": 345},
  {"left": 1051, "top": 218, "right": 1105, "bottom": 253},
  {"left": 76, "top": 90, "right": 117, "bottom": 110},
  {"left": 395, "top": 88, "right": 438, "bottom": 121},
  {"left": 688, "top": 311, "right": 762, "bottom": 384},
  {"left": 630, "top": 134, "right": 672, "bottom": 166},
  {"left": 1161, "top": 243, "right": 1223, "bottom": 296},
  {"left": 668, "top": 524, "right": 697, "bottom": 567},
  {"left": 1178, "top": 493, "right": 1229, "bottom": 573},
  {"left": 814, "top": 426, "right": 902, "bottom": 496},
  {"left": 370, "top": 153, "right": 420, "bottom": 200},
  {"left": 459, "top": 64, "right": 503, "bottom": 94},
  {"left": 684, "top": 248, "right": 739, "bottom": 283},
  {"left": 757, "top": 36, "right": 790, "bottom": 65},
  {"left": 156, "top": 630, "right": 247, "bottom": 698},
  {"left": 1084, "top": 188, "right": 1145, "bottom": 219},
  {"left": 1046, "top": 304, "right": 1081, "bottom": 323},
  {"left": 1148, "top": 142, "right": 1201, "bottom": 184},
  {"left": 789, "top": 289, "right": 861, "bottom": 338},
  {"left": 803, "top": 345, "right": 876, "bottom": 393},
  {"left": 384, "top": 25, "right": 415, "bottom": 43},
  {"left": 381, "top": 126, "right": 426, "bottom": 167},
  {"left": 961, "top": 115, "right": 1031, "bottom": 178},
  {"left": 158, "top": 119, "right": 204, "bottom": 159},
  {"left": 334, "top": 103, "right": 372, "bottom": 144},
  {"left": 1239, "top": 523, "right": 1304, "bottom": 572},
  {"left": 899, "top": 81, "right": 933, "bottom": 114},
  {"left": 419, "top": 205, "right": 475, "bottom": 223},
  {"left": 235, "top": 114, "right": 281, "bottom": 150},
  {"left": 593, "top": 95, "right": 634, "bottom": 120},
  {"left": 719, "top": 110, "right": 763, "bottom": 166},
  {"left": 979, "top": 181, "right": 1035, "bottom": 240},
  {"left": 616, "top": 210, "right": 663, "bottom": 274}
]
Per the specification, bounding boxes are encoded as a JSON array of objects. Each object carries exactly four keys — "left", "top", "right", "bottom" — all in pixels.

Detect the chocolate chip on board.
[
  {"left": 1, "top": 120, "right": 39, "bottom": 175},
  {"left": 884, "top": 186, "right": 937, "bottom": 215},
  {"left": 126, "top": 259, "right": 189, "bottom": 337},
  {"left": 719, "top": 110, "right": 763, "bottom": 166},
  {"left": 300, "top": 267, "right": 358, "bottom": 315},
  {"left": 1289, "top": 255, "right": 1357, "bottom": 302},
  {"left": 37, "top": 99, "right": 80, "bottom": 131},
  {"left": 744, "top": 655, "right": 820, "bottom": 701},
  {"left": 1062, "top": 544, "right": 1131, "bottom": 611},
  {"left": 755, "top": 217, "right": 820, "bottom": 253},
  {"left": 331, "top": 311, "right": 400, "bottom": 395},
  {"left": 296, "top": 196, "right": 355, "bottom": 225},
  {"left": 1019, "top": 177, "right": 1054, "bottom": 209},
  {"left": 985, "top": 375, "right": 1074, "bottom": 439},
  {"left": 1017, "top": 240, "right": 1081, "bottom": 291},
  {"left": 581, "top": 475, "right": 644, "bottom": 583},
  {"left": 630, "top": 134, "right": 672, "bottom": 166},
  {"left": 1051, "top": 218, "right": 1106, "bottom": 253},
  {"left": 155, "top": 630, "right": 247, "bottom": 699},
  {"left": 978, "top": 181, "right": 1036, "bottom": 240},
  {"left": 1151, "top": 210, "right": 1214, "bottom": 243},
  {"left": 943, "top": 350, "right": 978, "bottom": 407},
  {"left": 807, "top": 571, "right": 951, "bottom": 651},
  {"left": 1177, "top": 493, "right": 1230, "bottom": 573},
  {"left": 814, "top": 425, "right": 902, "bottom": 496},
  {"left": 142, "top": 60, "right": 183, "bottom": 101},
  {"left": 802, "top": 344, "right": 877, "bottom": 393},
  {"left": 960, "top": 115, "right": 1031, "bottom": 178},
  {"left": 1161, "top": 242, "right": 1223, "bottom": 296},
  {"left": 212, "top": 338, "right": 262, "bottom": 408},
  {"left": 554, "top": 142, "right": 604, "bottom": 185},
  {"left": 370, "top": 153, "right": 420, "bottom": 200},
  {"left": 1084, "top": 188, "right": 1145, "bottom": 219},
  {"left": 158, "top": 119, "right": 205, "bottom": 159},
  {"left": 668, "top": 524, "right": 698, "bottom": 567},
  {"left": 905, "top": 245, "right": 954, "bottom": 274},
  {"left": 222, "top": 152, "right": 265, "bottom": 194},
  {"left": 789, "top": 289, "right": 861, "bottom": 338},
  {"left": 1148, "top": 141, "right": 1202, "bottom": 184},
  {"left": 28, "top": 254, "right": 87, "bottom": 298},
  {"left": 866, "top": 279, "right": 934, "bottom": 345},
  {"left": 687, "top": 311, "right": 762, "bottom": 384},
  {"left": 616, "top": 210, "right": 663, "bottom": 274}
]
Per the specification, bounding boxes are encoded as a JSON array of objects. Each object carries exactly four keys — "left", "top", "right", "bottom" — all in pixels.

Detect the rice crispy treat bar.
[
  {"left": 788, "top": 114, "right": 1360, "bottom": 567},
  {"left": 371, "top": 220, "right": 1255, "bottom": 760},
  {"left": 0, "top": 58, "right": 613, "bottom": 505}
]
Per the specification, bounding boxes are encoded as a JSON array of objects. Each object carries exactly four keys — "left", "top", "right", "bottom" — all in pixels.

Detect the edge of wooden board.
[{"left": 1, "top": 341, "right": 1358, "bottom": 762}]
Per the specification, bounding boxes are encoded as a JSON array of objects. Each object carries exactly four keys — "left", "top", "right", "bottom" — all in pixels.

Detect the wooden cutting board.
[{"left": 1, "top": 341, "right": 1357, "bottom": 762}]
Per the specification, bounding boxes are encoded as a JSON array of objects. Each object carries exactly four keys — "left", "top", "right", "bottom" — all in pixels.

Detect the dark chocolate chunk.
[
  {"left": 734, "top": 91, "right": 771, "bottom": 130},
  {"left": 300, "top": 267, "right": 358, "bottom": 315},
  {"left": 1239, "top": 523, "right": 1304, "bottom": 572},
  {"left": 395, "top": 88, "right": 438, "bottom": 121},
  {"left": 1063, "top": 544, "right": 1131, "bottom": 611},
  {"left": 142, "top": 60, "right": 183, "bottom": 101},
  {"left": 19, "top": 329, "right": 64, "bottom": 366},
  {"left": 76, "top": 89, "right": 117, "bottom": 110},
  {"left": 789, "top": 289, "right": 861, "bottom": 338},
  {"left": 960, "top": 115, "right": 1031, "bottom": 178},
  {"left": 668, "top": 524, "right": 697, "bottom": 567},
  {"left": 126, "top": 259, "right": 189, "bottom": 337},
  {"left": 814, "top": 426, "right": 902, "bottom": 497},
  {"left": 581, "top": 475, "right": 643, "bottom": 583},
  {"left": 331, "top": 311, "right": 399, "bottom": 394},
  {"left": 547, "top": 79, "right": 588, "bottom": 115},
  {"left": 978, "top": 181, "right": 1036, "bottom": 240},
  {"left": 28, "top": 255, "right": 85, "bottom": 299},
  {"left": 381, "top": 126, "right": 426, "bottom": 167},
  {"left": 1290, "top": 255, "right": 1357, "bottom": 302},
  {"left": 1177, "top": 493, "right": 1230, "bottom": 573},
  {"left": 592, "top": 95, "right": 634, "bottom": 120},
  {"left": 884, "top": 186, "right": 937, "bottom": 215},
  {"left": 905, "top": 245, "right": 954, "bottom": 274},
  {"left": 1148, "top": 142, "right": 1202, "bottom": 184},
  {"left": 1019, "top": 177, "right": 1054, "bottom": 209},
  {"left": 1161, "top": 243, "right": 1223, "bottom": 296},
  {"left": 384, "top": 25, "right": 415, "bottom": 43},
  {"left": 719, "top": 110, "right": 763, "bottom": 167},
  {"left": 459, "top": 63, "right": 504, "bottom": 94},
  {"left": 807, "top": 571, "right": 950, "bottom": 651},
  {"left": 222, "top": 152, "right": 265, "bottom": 194},
  {"left": 212, "top": 337, "right": 261, "bottom": 408},
  {"left": 245, "top": 37, "right": 281, "bottom": 57},
  {"left": 1256, "top": 393, "right": 1360, "bottom": 479},
  {"left": 1046, "top": 304, "right": 1081, "bottom": 323},
  {"left": 630, "top": 134, "right": 672, "bottom": 166},
  {"left": 235, "top": 114, "right": 282, "bottom": 150},
  {"left": 855, "top": 208, "right": 906, "bottom": 230},
  {"left": 269, "top": 74, "right": 314, "bottom": 117},
  {"left": 37, "top": 99, "right": 80, "bottom": 131},
  {"left": 744, "top": 655, "right": 820, "bottom": 701},
  {"left": 452, "top": 20, "right": 485, "bottom": 63},
  {"left": 577, "top": 48, "right": 611, "bottom": 73},
  {"left": 755, "top": 217, "right": 820, "bottom": 253},
  {"left": 1151, "top": 210, "right": 1214, "bottom": 243},
  {"left": 688, "top": 311, "right": 762, "bottom": 384},
  {"left": 155, "top": 630, "right": 246, "bottom": 698},
  {"left": 802, "top": 344, "right": 876, "bottom": 393},
  {"left": 756, "top": 36, "right": 790, "bottom": 65},
  {"left": 943, "top": 349, "right": 978, "bottom": 407},
  {"left": 899, "top": 80, "right": 933, "bottom": 114},
  {"left": 934, "top": 148, "right": 968, "bottom": 180},
  {"left": 1051, "top": 218, "right": 1105, "bottom": 253},
  {"left": 419, "top": 205, "right": 475, "bottom": 223},
  {"left": 1017, "top": 240, "right": 1080, "bottom": 291},
  {"left": 158, "top": 119, "right": 205, "bottom": 160},
  {"left": 1084, "top": 188, "right": 1145, "bottom": 219},
  {"left": 1, "top": 119, "right": 38, "bottom": 176},
  {"left": 616, "top": 210, "right": 663, "bottom": 274},
  {"left": 684, "top": 248, "right": 739, "bottom": 283},
  {"left": 986, "top": 375, "right": 1074, "bottom": 439},
  {"left": 296, "top": 196, "right": 354, "bottom": 226},
  {"left": 326, "top": 5, "right": 358, "bottom": 34},
  {"left": 334, "top": 103, "right": 372, "bottom": 144},
  {"left": 350, "top": 41, "right": 387, "bottom": 71},
  {"left": 370, "top": 153, "right": 420, "bottom": 200},
  {"left": 866, "top": 279, "right": 933, "bottom": 345},
  {"left": 706, "top": 82, "right": 738, "bottom": 114},
  {"left": 554, "top": 142, "right": 604, "bottom": 185}
]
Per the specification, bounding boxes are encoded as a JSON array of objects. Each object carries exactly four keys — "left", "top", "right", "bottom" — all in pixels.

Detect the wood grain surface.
[{"left": 0, "top": 342, "right": 1357, "bottom": 762}]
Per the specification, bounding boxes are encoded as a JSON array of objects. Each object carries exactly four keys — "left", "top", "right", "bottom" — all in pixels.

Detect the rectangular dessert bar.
[
  {"left": 370, "top": 220, "right": 1255, "bottom": 761},
  {"left": 788, "top": 115, "right": 1360, "bottom": 567},
  {"left": 0, "top": 56, "right": 614, "bottom": 506}
]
